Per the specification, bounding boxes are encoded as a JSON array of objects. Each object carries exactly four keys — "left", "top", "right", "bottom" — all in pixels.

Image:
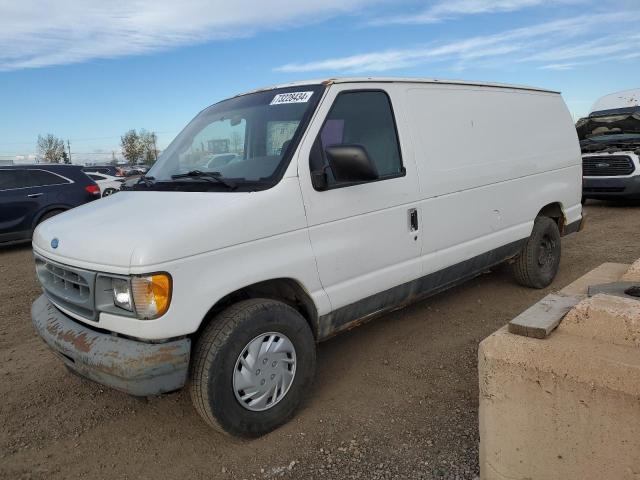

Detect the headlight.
[
  {"left": 131, "top": 274, "right": 172, "bottom": 319},
  {"left": 97, "top": 272, "right": 172, "bottom": 320},
  {"left": 112, "top": 278, "right": 133, "bottom": 311}
]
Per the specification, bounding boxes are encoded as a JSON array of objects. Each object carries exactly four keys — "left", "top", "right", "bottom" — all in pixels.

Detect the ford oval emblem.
[
  {"left": 596, "top": 162, "right": 610, "bottom": 168},
  {"left": 51, "top": 238, "right": 59, "bottom": 249}
]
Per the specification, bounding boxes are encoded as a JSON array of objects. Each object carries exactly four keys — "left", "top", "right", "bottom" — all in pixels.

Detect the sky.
[{"left": 1, "top": 0, "right": 639, "bottom": 163}]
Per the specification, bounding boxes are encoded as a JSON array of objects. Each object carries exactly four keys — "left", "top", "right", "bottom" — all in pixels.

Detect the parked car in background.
[
  {"left": 118, "top": 174, "right": 143, "bottom": 190},
  {"left": 83, "top": 165, "right": 124, "bottom": 177},
  {"left": 0, "top": 164, "right": 100, "bottom": 245},
  {"left": 31, "top": 77, "right": 582, "bottom": 437},
  {"left": 119, "top": 165, "right": 149, "bottom": 176},
  {"left": 578, "top": 88, "right": 640, "bottom": 201},
  {"left": 84, "top": 172, "right": 124, "bottom": 196}
]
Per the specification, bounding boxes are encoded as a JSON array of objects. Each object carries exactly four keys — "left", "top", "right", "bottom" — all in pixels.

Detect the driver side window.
[{"left": 312, "top": 90, "right": 404, "bottom": 187}]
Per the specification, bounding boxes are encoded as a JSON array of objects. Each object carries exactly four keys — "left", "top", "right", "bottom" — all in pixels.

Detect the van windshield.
[{"left": 147, "top": 85, "right": 324, "bottom": 190}]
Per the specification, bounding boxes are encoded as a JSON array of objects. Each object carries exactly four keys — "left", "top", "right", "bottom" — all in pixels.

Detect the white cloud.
[
  {"left": 371, "top": 0, "right": 583, "bottom": 25},
  {"left": 523, "top": 36, "right": 639, "bottom": 63},
  {"left": 0, "top": 0, "right": 379, "bottom": 71},
  {"left": 276, "top": 11, "right": 640, "bottom": 73},
  {"left": 539, "top": 62, "right": 582, "bottom": 71}
]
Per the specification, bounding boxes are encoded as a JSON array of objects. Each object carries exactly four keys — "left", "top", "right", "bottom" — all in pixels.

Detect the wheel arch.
[
  {"left": 536, "top": 202, "right": 568, "bottom": 235},
  {"left": 196, "top": 278, "right": 320, "bottom": 340},
  {"left": 31, "top": 206, "right": 68, "bottom": 230}
]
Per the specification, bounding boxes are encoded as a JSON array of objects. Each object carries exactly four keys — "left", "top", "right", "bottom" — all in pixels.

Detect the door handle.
[
  {"left": 27, "top": 193, "right": 43, "bottom": 198},
  {"left": 408, "top": 208, "right": 418, "bottom": 232}
]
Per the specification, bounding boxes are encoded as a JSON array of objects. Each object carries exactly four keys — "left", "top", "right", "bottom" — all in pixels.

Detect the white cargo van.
[
  {"left": 578, "top": 88, "right": 640, "bottom": 201},
  {"left": 31, "top": 78, "right": 583, "bottom": 436}
]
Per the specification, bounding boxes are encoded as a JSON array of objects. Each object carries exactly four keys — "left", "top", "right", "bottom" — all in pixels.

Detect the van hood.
[
  {"left": 577, "top": 107, "right": 640, "bottom": 153},
  {"left": 33, "top": 181, "right": 306, "bottom": 271}
]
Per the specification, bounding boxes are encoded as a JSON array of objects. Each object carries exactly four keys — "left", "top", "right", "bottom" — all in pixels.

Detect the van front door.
[{"left": 297, "top": 86, "right": 421, "bottom": 333}]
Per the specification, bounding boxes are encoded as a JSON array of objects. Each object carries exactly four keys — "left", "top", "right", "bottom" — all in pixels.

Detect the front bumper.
[
  {"left": 583, "top": 175, "right": 640, "bottom": 200},
  {"left": 31, "top": 295, "right": 190, "bottom": 396}
]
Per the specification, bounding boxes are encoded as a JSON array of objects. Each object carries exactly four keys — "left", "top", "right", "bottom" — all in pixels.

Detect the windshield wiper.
[
  {"left": 136, "top": 175, "right": 156, "bottom": 187},
  {"left": 171, "top": 170, "right": 237, "bottom": 189}
]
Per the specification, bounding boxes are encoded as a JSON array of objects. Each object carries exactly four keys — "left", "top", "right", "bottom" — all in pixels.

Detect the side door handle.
[
  {"left": 408, "top": 208, "right": 419, "bottom": 232},
  {"left": 27, "top": 193, "right": 43, "bottom": 198}
]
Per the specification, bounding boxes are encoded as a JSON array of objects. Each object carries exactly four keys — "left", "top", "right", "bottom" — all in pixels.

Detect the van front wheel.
[
  {"left": 189, "top": 299, "right": 316, "bottom": 437},
  {"left": 512, "top": 216, "right": 561, "bottom": 289}
]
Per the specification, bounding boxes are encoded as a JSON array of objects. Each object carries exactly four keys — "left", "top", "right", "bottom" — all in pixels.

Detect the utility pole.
[
  {"left": 153, "top": 135, "right": 158, "bottom": 162},
  {"left": 67, "top": 139, "right": 72, "bottom": 164}
]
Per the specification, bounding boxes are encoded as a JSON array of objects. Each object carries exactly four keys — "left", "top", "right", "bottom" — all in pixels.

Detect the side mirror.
[{"left": 325, "top": 144, "right": 378, "bottom": 183}]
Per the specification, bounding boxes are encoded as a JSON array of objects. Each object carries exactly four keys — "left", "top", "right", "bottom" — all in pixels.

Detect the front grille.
[
  {"left": 583, "top": 155, "right": 635, "bottom": 177},
  {"left": 35, "top": 255, "right": 97, "bottom": 320}
]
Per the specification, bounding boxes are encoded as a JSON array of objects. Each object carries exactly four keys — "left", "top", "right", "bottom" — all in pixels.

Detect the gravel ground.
[{"left": 1, "top": 200, "right": 639, "bottom": 480}]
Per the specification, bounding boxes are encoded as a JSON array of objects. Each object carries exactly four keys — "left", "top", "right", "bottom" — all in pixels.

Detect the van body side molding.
[{"left": 316, "top": 238, "right": 527, "bottom": 340}]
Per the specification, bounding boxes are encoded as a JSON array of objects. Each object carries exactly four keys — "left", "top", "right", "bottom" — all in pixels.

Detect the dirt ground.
[{"left": 1, "top": 201, "right": 639, "bottom": 480}]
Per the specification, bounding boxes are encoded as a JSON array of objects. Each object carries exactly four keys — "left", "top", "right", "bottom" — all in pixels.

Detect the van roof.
[
  {"left": 590, "top": 88, "right": 640, "bottom": 114},
  {"left": 240, "top": 77, "right": 559, "bottom": 96}
]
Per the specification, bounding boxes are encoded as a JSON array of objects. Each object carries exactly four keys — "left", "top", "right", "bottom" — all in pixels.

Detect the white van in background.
[
  {"left": 30, "top": 78, "right": 583, "bottom": 436},
  {"left": 578, "top": 88, "right": 640, "bottom": 201}
]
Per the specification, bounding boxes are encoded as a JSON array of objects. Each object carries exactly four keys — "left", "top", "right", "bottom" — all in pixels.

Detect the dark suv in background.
[{"left": 0, "top": 165, "right": 101, "bottom": 245}]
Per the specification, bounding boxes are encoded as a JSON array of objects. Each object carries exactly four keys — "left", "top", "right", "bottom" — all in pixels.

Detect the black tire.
[
  {"left": 103, "top": 188, "right": 117, "bottom": 196},
  {"left": 512, "top": 216, "right": 561, "bottom": 289},
  {"left": 37, "top": 209, "right": 64, "bottom": 226},
  {"left": 190, "top": 299, "right": 316, "bottom": 437}
]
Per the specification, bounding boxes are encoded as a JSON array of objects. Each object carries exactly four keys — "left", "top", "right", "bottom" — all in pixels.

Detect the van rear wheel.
[
  {"left": 189, "top": 299, "right": 316, "bottom": 437},
  {"left": 512, "top": 216, "right": 561, "bottom": 289}
]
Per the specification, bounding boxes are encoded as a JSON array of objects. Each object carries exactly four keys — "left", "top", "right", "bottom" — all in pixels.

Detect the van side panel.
[
  {"left": 406, "top": 85, "right": 580, "bottom": 196},
  {"left": 315, "top": 83, "right": 582, "bottom": 340},
  {"left": 404, "top": 85, "right": 581, "bottom": 274}
]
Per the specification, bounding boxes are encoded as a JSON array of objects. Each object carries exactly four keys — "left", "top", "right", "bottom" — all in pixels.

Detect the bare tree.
[
  {"left": 121, "top": 129, "right": 159, "bottom": 166},
  {"left": 37, "top": 134, "right": 66, "bottom": 163},
  {"left": 120, "top": 129, "right": 143, "bottom": 165},
  {"left": 139, "top": 130, "right": 159, "bottom": 165}
]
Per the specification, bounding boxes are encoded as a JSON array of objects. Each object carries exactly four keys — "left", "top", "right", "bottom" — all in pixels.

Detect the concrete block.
[
  {"left": 560, "top": 294, "right": 640, "bottom": 348},
  {"left": 622, "top": 259, "right": 640, "bottom": 282},
  {"left": 479, "top": 262, "right": 640, "bottom": 480},
  {"left": 560, "top": 262, "right": 629, "bottom": 295}
]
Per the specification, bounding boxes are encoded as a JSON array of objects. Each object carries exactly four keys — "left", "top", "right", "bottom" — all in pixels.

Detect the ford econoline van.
[
  {"left": 578, "top": 88, "right": 640, "bottom": 201},
  {"left": 31, "top": 78, "right": 583, "bottom": 436}
]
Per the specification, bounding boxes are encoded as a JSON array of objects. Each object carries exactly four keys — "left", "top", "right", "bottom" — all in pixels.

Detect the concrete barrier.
[{"left": 479, "top": 261, "right": 640, "bottom": 480}]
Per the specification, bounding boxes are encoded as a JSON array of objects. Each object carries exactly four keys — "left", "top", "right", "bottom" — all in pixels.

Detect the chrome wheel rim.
[{"left": 233, "top": 332, "right": 297, "bottom": 412}]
